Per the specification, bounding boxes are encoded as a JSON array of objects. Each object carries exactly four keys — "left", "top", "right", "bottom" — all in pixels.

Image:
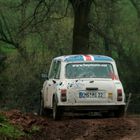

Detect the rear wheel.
[
  {"left": 39, "top": 95, "right": 52, "bottom": 116},
  {"left": 39, "top": 97, "right": 46, "bottom": 116},
  {"left": 53, "top": 97, "right": 62, "bottom": 120}
]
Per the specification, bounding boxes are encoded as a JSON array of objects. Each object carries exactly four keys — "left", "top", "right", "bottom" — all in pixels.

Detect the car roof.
[{"left": 54, "top": 55, "right": 114, "bottom": 62}]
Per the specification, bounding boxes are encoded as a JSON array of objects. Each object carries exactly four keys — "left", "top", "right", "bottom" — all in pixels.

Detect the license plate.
[{"left": 79, "top": 91, "right": 105, "bottom": 98}]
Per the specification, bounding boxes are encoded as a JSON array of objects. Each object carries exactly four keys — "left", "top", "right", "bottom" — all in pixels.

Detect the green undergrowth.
[
  {"left": 29, "top": 125, "right": 41, "bottom": 134},
  {"left": 0, "top": 113, "right": 25, "bottom": 139},
  {"left": 0, "top": 113, "right": 42, "bottom": 139},
  {"left": 0, "top": 45, "right": 17, "bottom": 54}
]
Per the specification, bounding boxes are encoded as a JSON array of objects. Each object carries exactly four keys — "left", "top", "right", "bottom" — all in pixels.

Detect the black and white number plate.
[{"left": 79, "top": 91, "right": 106, "bottom": 98}]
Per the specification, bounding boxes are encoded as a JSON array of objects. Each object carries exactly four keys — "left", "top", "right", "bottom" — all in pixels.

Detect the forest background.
[{"left": 0, "top": 0, "right": 140, "bottom": 113}]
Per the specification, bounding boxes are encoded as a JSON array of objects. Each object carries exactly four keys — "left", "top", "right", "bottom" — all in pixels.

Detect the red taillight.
[
  {"left": 117, "top": 89, "right": 122, "bottom": 101},
  {"left": 61, "top": 89, "right": 67, "bottom": 102},
  {"left": 117, "top": 89, "right": 122, "bottom": 94}
]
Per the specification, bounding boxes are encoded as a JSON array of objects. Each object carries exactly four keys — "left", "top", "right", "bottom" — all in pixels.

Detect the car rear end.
[{"left": 57, "top": 55, "right": 125, "bottom": 117}]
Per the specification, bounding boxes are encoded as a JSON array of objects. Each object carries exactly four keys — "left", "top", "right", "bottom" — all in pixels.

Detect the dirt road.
[{"left": 2, "top": 110, "right": 140, "bottom": 140}]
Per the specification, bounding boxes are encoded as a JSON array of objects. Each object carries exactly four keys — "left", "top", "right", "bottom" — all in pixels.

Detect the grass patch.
[
  {"left": 29, "top": 125, "right": 41, "bottom": 134},
  {"left": 0, "top": 114, "right": 25, "bottom": 139}
]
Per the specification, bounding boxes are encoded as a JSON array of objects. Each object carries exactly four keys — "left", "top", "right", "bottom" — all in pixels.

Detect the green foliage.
[
  {"left": 0, "top": 123, "right": 24, "bottom": 139},
  {"left": 0, "top": 52, "right": 48, "bottom": 111},
  {"left": 0, "top": 114, "right": 6, "bottom": 123},
  {"left": 0, "top": 114, "right": 41, "bottom": 139},
  {"left": 29, "top": 125, "right": 40, "bottom": 134},
  {"left": 0, "top": 43, "right": 16, "bottom": 54},
  {"left": 0, "top": 114, "right": 24, "bottom": 139}
]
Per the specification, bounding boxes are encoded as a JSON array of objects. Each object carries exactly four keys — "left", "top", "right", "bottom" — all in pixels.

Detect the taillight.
[
  {"left": 60, "top": 89, "right": 67, "bottom": 102},
  {"left": 117, "top": 89, "right": 122, "bottom": 101}
]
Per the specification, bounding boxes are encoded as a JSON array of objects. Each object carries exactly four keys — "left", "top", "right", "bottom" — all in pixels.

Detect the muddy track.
[{"left": 2, "top": 110, "right": 140, "bottom": 140}]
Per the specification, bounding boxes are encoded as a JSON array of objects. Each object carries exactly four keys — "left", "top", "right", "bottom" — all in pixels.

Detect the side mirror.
[{"left": 41, "top": 73, "right": 49, "bottom": 80}]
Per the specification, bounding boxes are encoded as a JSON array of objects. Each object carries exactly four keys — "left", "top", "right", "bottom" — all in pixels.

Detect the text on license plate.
[{"left": 79, "top": 91, "right": 106, "bottom": 98}]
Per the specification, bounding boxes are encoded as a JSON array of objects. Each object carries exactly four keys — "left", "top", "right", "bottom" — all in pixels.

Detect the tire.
[
  {"left": 39, "top": 94, "right": 52, "bottom": 116},
  {"left": 114, "top": 106, "right": 125, "bottom": 118},
  {"left": 53, "top": 96, "right": 62, "bottom": 120},
  {"left": 39, "top": 97, "right": 46, "bottom": 116}
]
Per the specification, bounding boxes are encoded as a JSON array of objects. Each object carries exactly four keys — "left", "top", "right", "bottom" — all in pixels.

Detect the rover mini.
[{"left": 40, "top": 55, "right": 125, "bottom": 120}]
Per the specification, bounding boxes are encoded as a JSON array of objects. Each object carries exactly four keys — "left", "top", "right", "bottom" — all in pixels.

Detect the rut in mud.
[{"left": 1, "top": 110, "right": 140, "bottom": 140}]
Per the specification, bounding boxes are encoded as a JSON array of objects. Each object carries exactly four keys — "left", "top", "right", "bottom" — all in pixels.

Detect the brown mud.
[{"left": 1, "top": 110, "right": 140, "bottom": 140}]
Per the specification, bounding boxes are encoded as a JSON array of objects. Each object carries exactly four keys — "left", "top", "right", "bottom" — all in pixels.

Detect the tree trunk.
[{"left": 69, "top": 0, "right": 92, "bottom": 54}]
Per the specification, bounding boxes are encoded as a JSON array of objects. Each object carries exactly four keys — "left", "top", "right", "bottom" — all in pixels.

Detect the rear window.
[{"left": 65, "top": 63, "right": 114, "bottom": 79}]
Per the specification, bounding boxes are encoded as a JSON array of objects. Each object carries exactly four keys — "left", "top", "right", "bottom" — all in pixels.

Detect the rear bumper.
[{"left": 58, "top": 105, "right": 125, "bottom": 112}]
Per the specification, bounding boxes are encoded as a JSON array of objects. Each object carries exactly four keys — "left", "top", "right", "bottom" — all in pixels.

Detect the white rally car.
[{"left": 40, "top": 55, "right": 125, "bottom": 120}]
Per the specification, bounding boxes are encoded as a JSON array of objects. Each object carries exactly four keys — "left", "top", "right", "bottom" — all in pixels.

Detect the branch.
[
  {"left": 0, "top": 12, "right": 14, "bottom": 43},
  {"left": 18, "top": 0, "right": 57, "bottom": 33},
  {"left": 49, "top": 1, "right": 70, "bottom": 20},
  {"left": 0, "top": 11, "right": 19, "bottom": 48},
  {"left": 16, "top": 0, "right": 29, "bottom": 8},
  {"left": 88, "top": 23, "right": 122, "bottom": 47},
  {"left": 0, "top": 37, "right": 18, "bottom": 48}
]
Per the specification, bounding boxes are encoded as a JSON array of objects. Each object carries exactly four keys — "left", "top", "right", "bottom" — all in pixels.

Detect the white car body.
[{"left": 41, "top": 55, "right": 125, "bottom": 119}]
